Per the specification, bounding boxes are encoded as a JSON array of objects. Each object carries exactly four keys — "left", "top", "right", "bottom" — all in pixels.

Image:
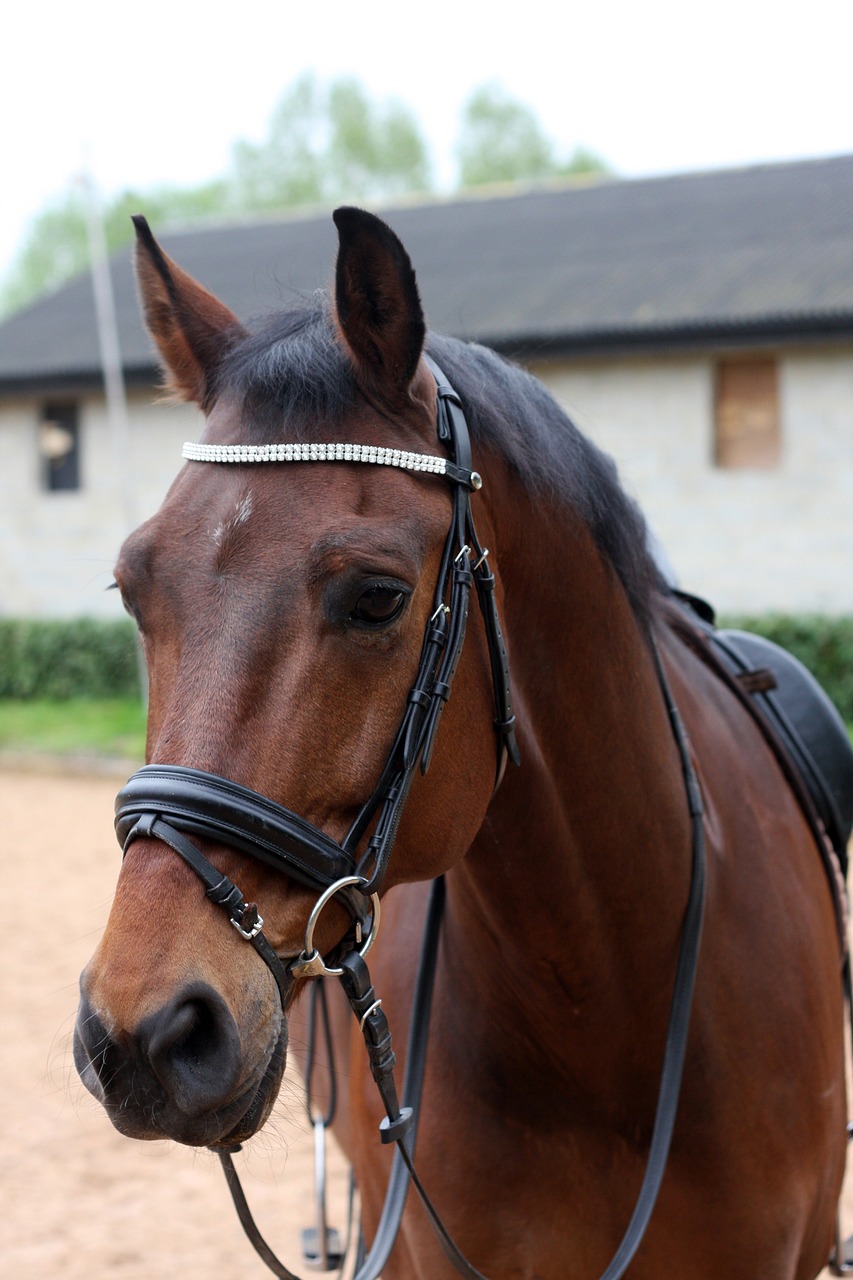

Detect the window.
[
  {"left": 713, "top": 359, "right": 780, "bottom": 469},
  {"left": 40, "top": 402, "right": 80, "bottom": 491}
]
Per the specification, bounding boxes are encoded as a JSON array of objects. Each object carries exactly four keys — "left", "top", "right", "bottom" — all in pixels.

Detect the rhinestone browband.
[
  {"left": 183, "top": 441, "right": 449, "bottom": 473},
  {"left": 181, "top": 440, "right": 482, "bottom": 489}
]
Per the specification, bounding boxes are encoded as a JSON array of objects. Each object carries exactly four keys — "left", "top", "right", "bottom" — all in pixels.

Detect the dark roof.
[{"left": 3, "top": 153, "right": 853, "bottom": 395}]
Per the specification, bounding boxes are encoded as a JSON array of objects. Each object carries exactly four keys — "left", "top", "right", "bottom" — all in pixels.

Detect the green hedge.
[
  {"left": 0, "top": 618, "right": 141, "bottom": 699},
  {"left": 0, "top": 614, "right": 851, "bottom": 720},
  {"left": 720, "top": 615, "right": 853, "bottom": 723}
]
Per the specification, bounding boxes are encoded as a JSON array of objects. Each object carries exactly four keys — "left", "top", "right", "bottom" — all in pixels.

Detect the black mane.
[{"left": 212, "top": 299, "right": 662, "bottom": 626}]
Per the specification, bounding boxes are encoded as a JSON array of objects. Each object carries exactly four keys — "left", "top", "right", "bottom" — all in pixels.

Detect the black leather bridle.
[
  {"left": 112, "top": 358, "right": 707, "bottom": 1280},
  {"left": 116, "top": 356, "right": 519, "bottom": 1001}
]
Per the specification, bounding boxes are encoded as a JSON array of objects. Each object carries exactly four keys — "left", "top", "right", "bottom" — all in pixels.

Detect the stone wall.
[
  {"left": 2, "top": 345, "right": 851, "bottom": 617},
  {"left": 0, "top": 392, "right": 201, "bottom": 617},
  {"left": 532, "top": 346, "right": 853, "bottom": 614}
]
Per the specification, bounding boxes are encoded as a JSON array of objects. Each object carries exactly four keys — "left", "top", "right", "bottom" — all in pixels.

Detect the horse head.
[{"left": 73, "top": 208, "right": 500, "bottom": 1148}]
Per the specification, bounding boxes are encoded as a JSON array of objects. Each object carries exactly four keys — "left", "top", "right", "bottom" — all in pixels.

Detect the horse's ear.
[
  {"left": 332, "top": 207, "right": 425, "bottom": 402},
  {"left": 132, "top": 215, "right": 247, "bottom": 406}
]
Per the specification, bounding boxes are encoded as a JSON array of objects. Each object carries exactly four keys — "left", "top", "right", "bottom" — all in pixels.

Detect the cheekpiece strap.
[{"left": 425, "top": 354, "right": 519, "bottom": 779}]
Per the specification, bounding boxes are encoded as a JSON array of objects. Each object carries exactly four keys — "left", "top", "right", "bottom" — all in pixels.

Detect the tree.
[
  {"left": 229, "top": 74, "right": 327, "bottom": 211},
  {"left": 325, "top": 77, "right": 431, "bottom": 202},
  {"left": 0, "top": 179, "right": 227, "bottom": 317},
  {"left": 0, "top": 76, "right": 610, "bottom": 316},
  {"left": 560, "top": 145, "right": 613, "bottom": 179},
  {"left": 456, "top": 82, "right": 611, "bottom": 189},
  {"left": 1, "top": 192, "right": 90, "bottom": 316},
  {"left": 1, "top": 75, "right": 432, "bottom": 317},
  {"left": 229, "top": 73, "right": 431, "bottom": 211},
  {"left": 457, "top": 83, "right": 557, "bottom": 188}
]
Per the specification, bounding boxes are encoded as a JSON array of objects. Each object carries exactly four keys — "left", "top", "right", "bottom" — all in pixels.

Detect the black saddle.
[
  {"left": 712, "top": 628, "right": 853, "bottom": 876},
  {"left": 674, "top": 594, "right": 853, "bottom": 879}
]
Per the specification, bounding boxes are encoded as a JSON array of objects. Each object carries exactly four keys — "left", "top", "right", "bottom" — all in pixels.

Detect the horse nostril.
[
  {"left": 141, "top": 983, "right": 243, "bottom": 1115},
  {"left": 155, "top": 998, "right": 215, "bottom": 1066}
]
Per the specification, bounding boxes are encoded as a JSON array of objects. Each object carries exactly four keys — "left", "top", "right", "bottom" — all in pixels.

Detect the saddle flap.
[{"left": 714, "top": 629, "right": 853, "bottom": 871}]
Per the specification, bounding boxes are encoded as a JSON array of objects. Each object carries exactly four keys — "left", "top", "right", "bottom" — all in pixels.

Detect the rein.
[
  {"left": 114, "top": 359, "right": 707, "bottom": 1280},
  {"left": 221, "top": 645, "right": 705, "bottom": 1280}
]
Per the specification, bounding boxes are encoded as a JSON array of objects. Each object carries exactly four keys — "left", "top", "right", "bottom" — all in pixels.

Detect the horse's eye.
[
  {"left": 112, "top": 580, "right": 144, "bottom": 631},
  {"left": 351, "top": 586, "right": 407, "bottom": 627}
]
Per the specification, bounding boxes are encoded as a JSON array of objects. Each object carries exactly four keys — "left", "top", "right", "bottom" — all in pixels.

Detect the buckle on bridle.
[{"left": 230, "top": 903, "right": 265, "bottom": 941}]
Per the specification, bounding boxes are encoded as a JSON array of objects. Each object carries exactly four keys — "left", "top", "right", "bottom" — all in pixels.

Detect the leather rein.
[{"left": 114, "top": 358, "right": 706, "bottom": 1280}]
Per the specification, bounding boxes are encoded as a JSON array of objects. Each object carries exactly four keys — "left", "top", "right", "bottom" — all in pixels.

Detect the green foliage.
[
  {"left": 561, "top": 145, "right": 613, "bottom": 179},
  {"left": 0, "top": 618, "right": 141, "bottom": 700},
  {"left": 230, "top": 73, "right": 326, "bottom": 211},
  {"left": 0, "top": 179, "right": 228, "bottom": 317},
  {"left": 457, "top": 83, "right": 557, "bottom": 187},
  {"left": 720, "top": 614, "right": 853, "bottom": 721},
  {"left": 325, "top": 78, "right": 431, "bottom": 201},
  {"left": 1, "top": 190, "right": 89, "bottom": 316},
  {"left": 0, "top": 74, "right": 431, "bottom": 317},
  {"left": 229, "top": 73, "right": 431, "bottom": 212},
  {"left": 456, "top": 82, "right": 611, "bottom": 189},
  {"left": 0, "top": 74, "right": 609, "bottom": 317}
]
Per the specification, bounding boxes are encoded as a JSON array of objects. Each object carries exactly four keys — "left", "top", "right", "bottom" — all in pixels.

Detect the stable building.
[{"left": 1, "top": 153, "right": 851, "bottom": 617}]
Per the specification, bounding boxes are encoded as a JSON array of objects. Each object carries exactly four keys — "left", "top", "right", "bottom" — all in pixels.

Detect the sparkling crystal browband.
[{"left": 182, "top": 441, "right": 448, "bottom": 474}]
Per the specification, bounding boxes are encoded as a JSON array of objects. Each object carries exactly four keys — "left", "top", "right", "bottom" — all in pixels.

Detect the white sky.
[{"left": 3, "top": 0, "right": 853, "bottom": 284}]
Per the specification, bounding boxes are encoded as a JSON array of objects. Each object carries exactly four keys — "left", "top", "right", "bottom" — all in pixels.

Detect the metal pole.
[{"left": 79, "top": 169, "right": 147, "bottom": 703}]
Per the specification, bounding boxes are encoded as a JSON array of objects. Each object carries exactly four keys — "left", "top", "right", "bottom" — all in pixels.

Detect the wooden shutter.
[{"left": 714, "top": 359, "right": 780, "bottom": 469}]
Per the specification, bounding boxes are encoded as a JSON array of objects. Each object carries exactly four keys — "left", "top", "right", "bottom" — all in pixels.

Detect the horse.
[{"left": 73, "top": 205, "right": 849, "bottom": 1279}]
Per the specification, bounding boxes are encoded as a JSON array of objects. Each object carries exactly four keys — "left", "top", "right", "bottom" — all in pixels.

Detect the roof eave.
[
  {"left": 0, "top": 364, "right": 160, "bottom": 399},
  {"left": 492, "top": 313, "right": 853, "bottom": 362},
  {"left": 2, "top": 313, "right": 853, "bottom": 398}
]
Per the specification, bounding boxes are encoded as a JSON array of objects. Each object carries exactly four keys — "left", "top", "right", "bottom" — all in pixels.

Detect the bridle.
[
  {"left": 113, "top": 357, "right": 706, "bottom": 1280},
  {"left": 116, "top": 356, "right": 518, "bottom": 995}
]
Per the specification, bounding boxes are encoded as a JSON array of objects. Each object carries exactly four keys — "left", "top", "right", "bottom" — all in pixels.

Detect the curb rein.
[{"left": 114, "top": 358, "right": 707, "bottom": 1280}]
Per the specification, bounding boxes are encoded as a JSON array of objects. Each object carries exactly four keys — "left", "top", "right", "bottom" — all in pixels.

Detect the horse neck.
[{"left": 445, "top": 463, "right": 693, "bottom": 1090}]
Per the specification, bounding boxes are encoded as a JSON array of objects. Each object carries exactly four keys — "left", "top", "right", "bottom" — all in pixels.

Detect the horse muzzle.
[{"left": 73, "top": 978, "right": 288, "bottom": 1147}]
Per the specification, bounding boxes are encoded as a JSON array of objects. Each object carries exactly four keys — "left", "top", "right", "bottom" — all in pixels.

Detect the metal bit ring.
[{"left": 291, "top": 875, "right": 381, "bottom": 979}]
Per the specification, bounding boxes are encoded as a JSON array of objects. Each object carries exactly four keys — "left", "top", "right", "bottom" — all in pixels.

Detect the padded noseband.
[{"left": 116, "top": 765, "right": 356, "bottom": 893}]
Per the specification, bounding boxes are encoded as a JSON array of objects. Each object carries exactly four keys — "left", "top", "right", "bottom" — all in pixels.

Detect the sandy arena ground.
[
  {"left": 0, "top": 767, "right": 352, "bottom": 1280},
  {"left": 1, "top": 764, "right": 850, "bottom": 1279}
]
